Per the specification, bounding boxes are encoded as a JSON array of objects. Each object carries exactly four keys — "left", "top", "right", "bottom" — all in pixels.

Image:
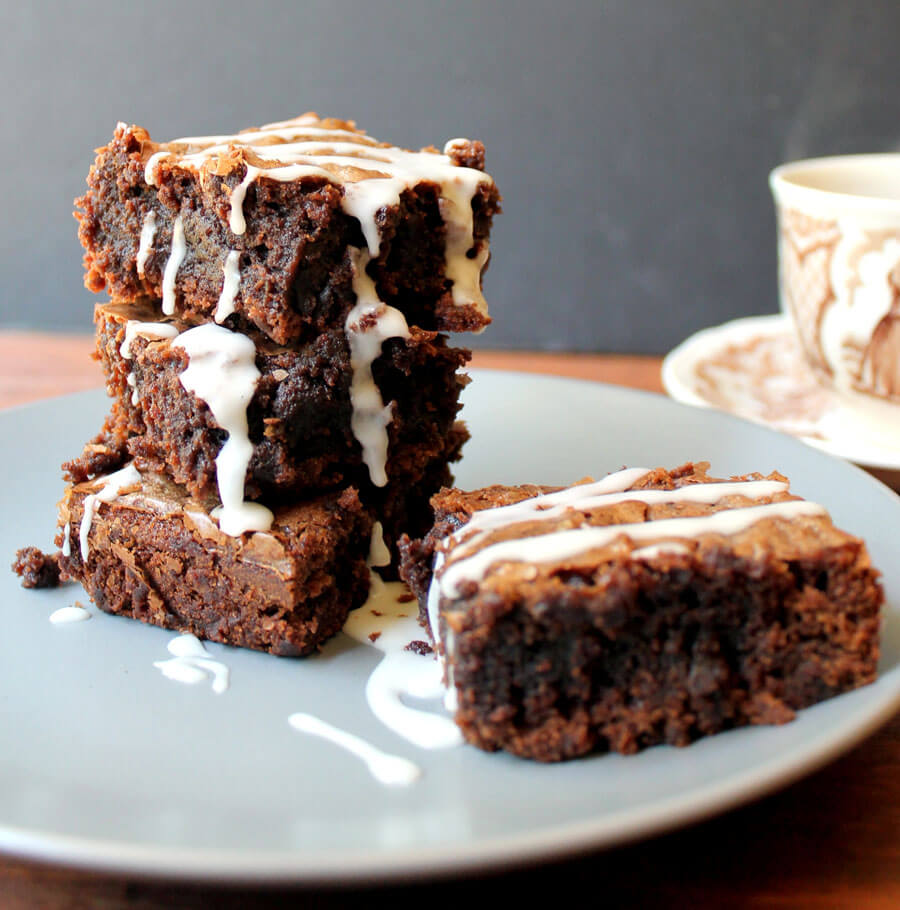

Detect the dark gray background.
[{"left": 4, "top": 1, "right": 900, "bottom": 353}]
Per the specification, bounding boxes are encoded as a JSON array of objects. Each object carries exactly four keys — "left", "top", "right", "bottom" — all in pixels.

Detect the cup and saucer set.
[{"left": 664, "top": 154, "right": 900, "bottom": 489}]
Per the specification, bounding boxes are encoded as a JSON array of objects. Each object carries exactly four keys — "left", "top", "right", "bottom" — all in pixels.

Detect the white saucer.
[{"left": 662, "top": 314, "right": 900, "bottom": 476}]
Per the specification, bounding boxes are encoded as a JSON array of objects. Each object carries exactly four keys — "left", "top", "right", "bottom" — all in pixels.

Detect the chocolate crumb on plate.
[{"left": 12, "top": 547, "right": 62, "bottom": 589}]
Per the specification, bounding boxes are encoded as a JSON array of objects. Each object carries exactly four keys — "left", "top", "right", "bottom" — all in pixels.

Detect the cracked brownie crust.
[{"left": 59, "top": 474, "right": 373, "bottom": 656}]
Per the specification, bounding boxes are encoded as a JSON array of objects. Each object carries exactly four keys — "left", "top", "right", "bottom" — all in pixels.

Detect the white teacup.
[{"left": 770, "top": 154, "right": 900, "bottom": 407}]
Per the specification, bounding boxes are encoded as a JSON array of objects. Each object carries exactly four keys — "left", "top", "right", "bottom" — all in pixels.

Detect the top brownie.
[{"left": 76, "top": 114, "right": 501, "bottom": 345}]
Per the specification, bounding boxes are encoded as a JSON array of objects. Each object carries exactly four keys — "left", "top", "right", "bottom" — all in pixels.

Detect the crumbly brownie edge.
[
  {"left": 398, "top": 480, "right": 550, "bottom": 628},
  {"left": 374, "top": 420, "right": 469, "bottom": 579}
]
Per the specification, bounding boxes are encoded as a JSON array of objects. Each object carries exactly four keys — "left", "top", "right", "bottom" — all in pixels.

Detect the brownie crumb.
[
  {"left": 370, "top": 609, "right": 383, "bottom": 617},
  {"left": 368, "top": 632, "right": 382, "bottom": 643},
  {"left": 405, "top": 640, "right": 433, "bottom": 656},
  {"left": 12, "top": 547, "right": 62, "bottom": 589},
  {"left": 397, "top": 592, "right": 416, "bottom": 603}
]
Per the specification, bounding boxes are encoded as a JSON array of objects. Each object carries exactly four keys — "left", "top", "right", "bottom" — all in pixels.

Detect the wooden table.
[{"left": 2, "top": 333, "right": 898, "bottom": 909}]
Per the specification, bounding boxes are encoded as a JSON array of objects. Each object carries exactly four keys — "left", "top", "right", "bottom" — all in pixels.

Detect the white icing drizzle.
[
  {"left": 288, "top": 712, "right": 421, "bottom": 787},
  {"left": 449, "top": 474, "right": 791, "bottom": 565},
  {"left": 49, "top": 605, "right": 91, "bottom": 624},
  {"left": 345, "top": 249, "right": 411, "bottom": 486},
  {"left": 78, "top": 463, "right": 142, "bottom": 560},
  {"left": 119, "top": 320, "right": 180, "bottom": 359},
  {"left": 161, "top": 214, "right": 186, "bottom": 315},
  {"left": 439, "top": 499, "right": 827, "bottom": 599},
  {"left": 228, "top": 168, "right": 259, "bottom": 235},
  {"left": 61, "top": 522, "right": 71, "bottom": 557},
  {"left": 343, "top": 580, "right": 462, "bottom": 750},
  {"left": 119, "top": 320, "right": 179, "bottom": 406},
  {"left": 367, "top": 521, "right": 391, "bottom": 568},
  {"left": 631, "top": 542, "right": 692, "bottom": 560},
  {"left": 457, "top": 468, "right": 652, "bottom": 538},
  {"left": 214, "top": 250, "right": 241, "bottom": 323},
  {"left": 153, "top": 633, "right": 230, "bottom": 694},
  {"left": 136, "top": 210, "right": 157, "bottom": 277},
  {"left": 172, "top": 324, "right": 274, "bottom": 536},
  {"left": 145, "top": 151, "right": 166, "bottom": 186},
  {"left": 143, "top": 120, "right": 378, "bottom": 186},
  {"left": 438, "top": 176, "right": 487, "bottom": 312},
  {"left": 428, "top": 466, "right": 826, "bottom": 612}
]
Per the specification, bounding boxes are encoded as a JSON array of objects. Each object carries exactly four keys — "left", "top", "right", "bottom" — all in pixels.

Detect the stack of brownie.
[{"left": 57, "top": 113, "right": 500, "bottom": 656}]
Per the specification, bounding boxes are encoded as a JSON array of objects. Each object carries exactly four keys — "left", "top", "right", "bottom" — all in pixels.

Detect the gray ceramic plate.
[{"left": 2, "top": 371, "right": 899, "bottom": 883}]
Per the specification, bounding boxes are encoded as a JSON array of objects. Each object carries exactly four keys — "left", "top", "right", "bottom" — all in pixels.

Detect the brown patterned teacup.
[{"left": 770, "top": 155, "right": 900, "bottom": 405}]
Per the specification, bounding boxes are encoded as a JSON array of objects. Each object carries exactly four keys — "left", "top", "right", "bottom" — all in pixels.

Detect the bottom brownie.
[
  {"left": 58, "top": 467, "right": 373, "bottom": 656},
  {"left": 399, "top": 463, "right": 883, "bottom": 761}
]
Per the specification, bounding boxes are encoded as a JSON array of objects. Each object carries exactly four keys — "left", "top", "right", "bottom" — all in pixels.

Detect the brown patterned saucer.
[{"left": 663, "top": 314, "right": 900, "bottom": 490}]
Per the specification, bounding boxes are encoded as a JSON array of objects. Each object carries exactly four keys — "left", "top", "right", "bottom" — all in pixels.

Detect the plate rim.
[{"left": 2, "top": 680, "right": 899, "bottom": 884}]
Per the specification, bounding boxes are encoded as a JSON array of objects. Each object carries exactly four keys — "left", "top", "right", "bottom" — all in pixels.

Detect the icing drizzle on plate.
[
  {"left": 288, "top": 712, "right": 421, "bottom": 788},
  {"left": 343, "top": 578, "right": 462, "bottom": 751},
  {"left": 49, "top": 604, "right": 91, "bottom": 624},
  {"left": 153, "top": 634, "right": 230, "bottom": 694}
]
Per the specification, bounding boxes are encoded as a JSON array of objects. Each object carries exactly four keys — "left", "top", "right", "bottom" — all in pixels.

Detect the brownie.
[
  {"left": 58, "top": 467, "right": 373, "bottom": 656},
  {"left": 399, "top": 463, "right": 883, "bottom": 762},
  {"left": 75, "top": 115, "right": 501, "bottom": 345},
  {"left": 74, "top": 300, "right": 470, "bottom": 504},
  {"left": 11, "top": 546, "right": 62, "bottom": 589}
]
